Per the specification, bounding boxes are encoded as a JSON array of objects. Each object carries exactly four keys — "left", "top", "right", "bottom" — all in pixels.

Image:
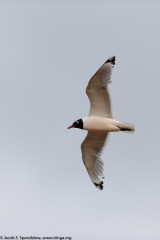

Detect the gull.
[{"left": 68, "top": 56, "right": 135, "bottom": 190}]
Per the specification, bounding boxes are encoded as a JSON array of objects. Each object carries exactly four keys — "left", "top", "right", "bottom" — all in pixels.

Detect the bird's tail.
[{"left": 117, "top": 121, "right": 135, "bottom": 133}]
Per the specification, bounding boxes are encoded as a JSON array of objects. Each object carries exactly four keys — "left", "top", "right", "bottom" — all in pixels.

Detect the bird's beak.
[{"left": 67, "top": 125, "right": 73, "bottom": 129}]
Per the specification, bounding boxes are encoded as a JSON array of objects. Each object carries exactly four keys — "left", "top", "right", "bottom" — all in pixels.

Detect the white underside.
[{"left": 82, "top": 116, "right": 121, "bottom": 132}]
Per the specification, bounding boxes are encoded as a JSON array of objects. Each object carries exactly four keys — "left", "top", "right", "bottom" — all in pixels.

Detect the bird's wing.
[
  {"left": 86, "top": 56, "right": 115, "bottom": 118},
  {"left": 81, "top": 131, "right": 109, "bottom": 190}
]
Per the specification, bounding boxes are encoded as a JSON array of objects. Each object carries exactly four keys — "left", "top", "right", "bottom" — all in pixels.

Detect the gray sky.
[{"left": 0, "top": 1, "right": 160, "bottom": 239}]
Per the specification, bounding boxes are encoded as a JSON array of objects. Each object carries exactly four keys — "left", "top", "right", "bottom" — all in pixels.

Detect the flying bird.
[{"left": 68, "top": 56, "right": 134, "bottom": 190}]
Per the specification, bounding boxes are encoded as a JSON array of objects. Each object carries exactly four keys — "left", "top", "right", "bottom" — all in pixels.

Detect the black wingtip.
[
  {"left": 105, "top": 56, "right": 116, "bottom": 65},
  {"left": 93, "top": 181, "right": 104, "bottom": 190}
]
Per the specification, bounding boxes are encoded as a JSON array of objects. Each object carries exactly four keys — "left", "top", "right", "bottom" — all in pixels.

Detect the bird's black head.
[{"left": 67, "top": 118, "right": 83, "bottom": 130}]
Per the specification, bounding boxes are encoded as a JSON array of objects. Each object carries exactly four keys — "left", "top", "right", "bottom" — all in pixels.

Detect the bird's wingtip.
[
  {"left": 93, "top": 181, "right": 104, "bottom": 190},
  {"left": 105, "top": 56, "right": 116, "bottom": 66}
]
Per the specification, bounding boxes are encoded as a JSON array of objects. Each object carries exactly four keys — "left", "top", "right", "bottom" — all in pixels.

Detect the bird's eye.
[{"left": 76, "top": 121, "right": 79, "bottom": 124}]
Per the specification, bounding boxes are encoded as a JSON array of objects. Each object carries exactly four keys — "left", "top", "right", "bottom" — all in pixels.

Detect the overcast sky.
[{"left": 0, "top": 1, "right": 160, "bottom": 239}]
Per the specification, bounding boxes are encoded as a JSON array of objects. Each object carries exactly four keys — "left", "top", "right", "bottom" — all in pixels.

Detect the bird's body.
[
  {"left": 82, "top": 116, "right": 133, "bottom": 132},
  {"left": 68, "top": 56, "right": 135, "bottom": 190}
]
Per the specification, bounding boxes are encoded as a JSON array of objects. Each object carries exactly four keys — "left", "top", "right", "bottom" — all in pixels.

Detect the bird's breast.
[{"left": 82, "top": 117, "right": 119, "bottom": 132}]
